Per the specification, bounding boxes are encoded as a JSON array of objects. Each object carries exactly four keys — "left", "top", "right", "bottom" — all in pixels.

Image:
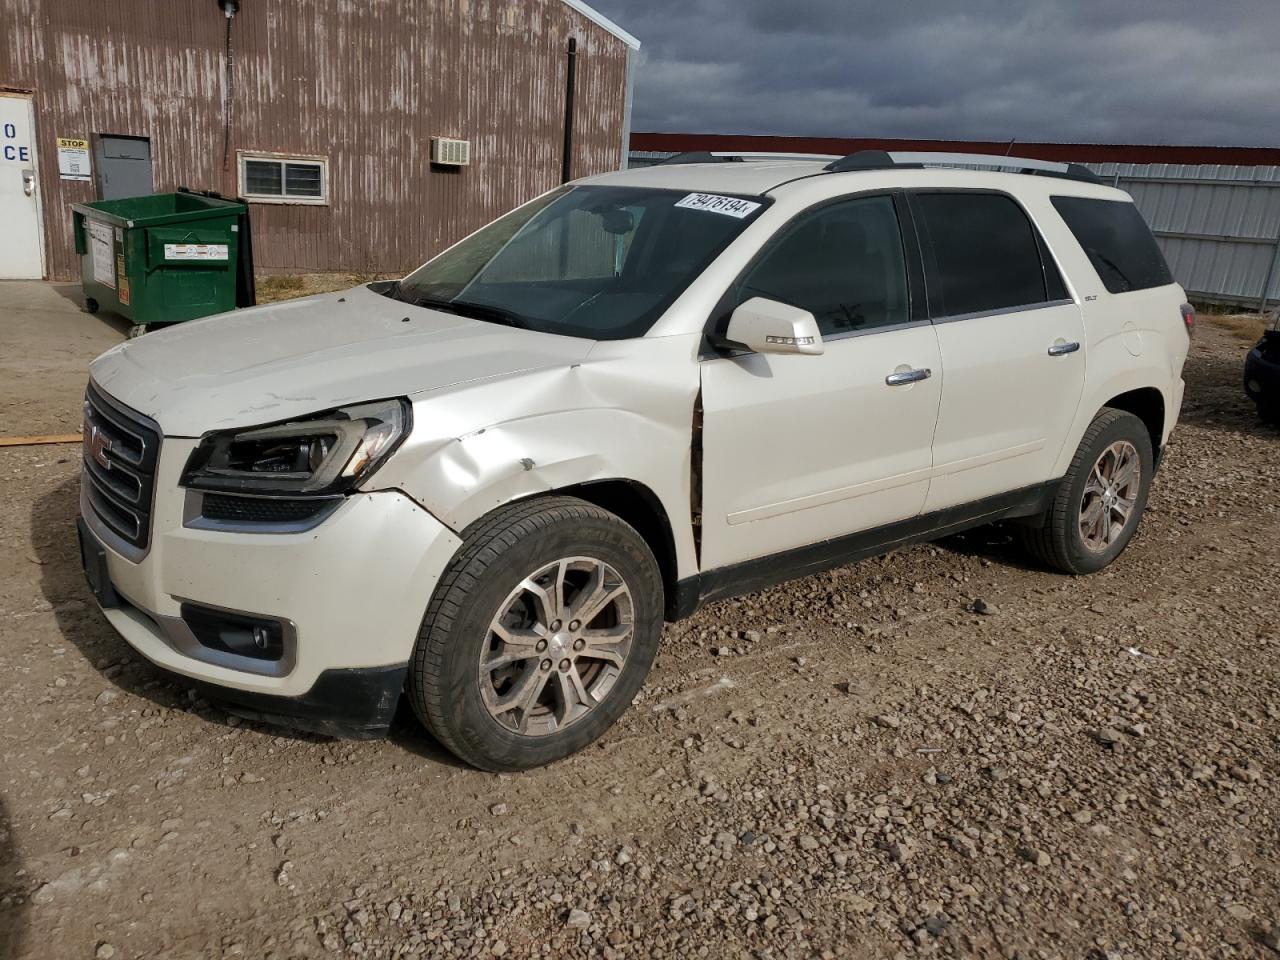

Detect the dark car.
[{"left": 1245, "top": 312, "right": 1280, "bottom": 424}]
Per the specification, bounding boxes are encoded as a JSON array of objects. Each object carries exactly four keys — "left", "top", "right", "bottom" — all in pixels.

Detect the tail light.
[{"left": 1179, "top": 303, "right": 1196, "bottom": 337}]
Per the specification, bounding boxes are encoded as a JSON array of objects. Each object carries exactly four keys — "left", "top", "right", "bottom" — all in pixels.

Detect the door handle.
[
  {"left": 1048, "top": 341, "right": 1081, "bottom": 357},
  {"left": 885, "top": 367, "right": 932, "bottom": 386},
  {"left": 22, "top": 170, "right": 36, "bottom": 197}
]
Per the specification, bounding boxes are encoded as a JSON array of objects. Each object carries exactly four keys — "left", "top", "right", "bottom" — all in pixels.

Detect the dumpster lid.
[{"left": 71, "top": 192, "right": 246, "bottom": 229}]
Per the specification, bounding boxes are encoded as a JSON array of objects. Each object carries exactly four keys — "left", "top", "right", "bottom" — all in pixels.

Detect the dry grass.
[
  {"left": 255, "top": 272, "right": 395, "bottom": 304},
  {"left": 1207, "top": 312, "right": 1270, "bottom": 343}
]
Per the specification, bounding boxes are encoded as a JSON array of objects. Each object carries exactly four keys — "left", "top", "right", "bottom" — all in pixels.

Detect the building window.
[{"left": 237, "top": 153, "right": 328, "bottom": 204}]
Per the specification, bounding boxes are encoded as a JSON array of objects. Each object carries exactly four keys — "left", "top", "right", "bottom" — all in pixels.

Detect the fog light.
[
  {"left": 1249, "top": 379, "right": 1262, "bottom": 393},
  {"left": 181, "top": 603, "right": 286, "bottom": 662}
]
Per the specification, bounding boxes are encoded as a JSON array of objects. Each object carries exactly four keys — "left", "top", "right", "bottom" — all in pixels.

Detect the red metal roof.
[{"left": 631, "top": 132, "right": 1280, "bottom": 166}]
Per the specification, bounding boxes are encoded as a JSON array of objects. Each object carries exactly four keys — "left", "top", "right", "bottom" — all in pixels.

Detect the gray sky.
[{"left": 587, "top": 0, "right": 1279, "bottom": 146}]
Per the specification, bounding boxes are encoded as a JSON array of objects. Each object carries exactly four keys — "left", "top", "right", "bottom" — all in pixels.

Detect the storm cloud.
[{"left": 589, "top": 0, "right": 1280, "bottom": 145}]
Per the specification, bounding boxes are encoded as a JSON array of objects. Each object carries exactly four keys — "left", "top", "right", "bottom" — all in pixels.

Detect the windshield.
[{"left": 393, "top": 185, "right": 769, "bottom": 340}]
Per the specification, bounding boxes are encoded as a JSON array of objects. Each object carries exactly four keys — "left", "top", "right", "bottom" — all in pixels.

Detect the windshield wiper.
[
  {"left": 368, "top": 278, "right": 406, "bottom": 301},
  {"left": 408, "top": 295, "right": 530, "bottom": 330},
  {"left": 1090, "top": 250, "right": 1134, "bottom": 291}
]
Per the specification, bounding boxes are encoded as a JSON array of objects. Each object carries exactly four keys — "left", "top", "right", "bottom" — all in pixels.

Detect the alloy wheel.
[
  {"left": 1079, "top": 440, "right": 1141, "bottom": 552},
  {"left": 479, "top": 557, "right": 635, "bottom": 736}
]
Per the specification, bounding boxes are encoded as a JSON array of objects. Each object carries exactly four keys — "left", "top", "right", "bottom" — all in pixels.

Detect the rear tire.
[
  {"left": 84, "top": 297, "right": 99, "bottom": 314},
  {"left": 127, "top": 324, "right": 147, "bottom": 339},
  {"left": 1019, "top": 408, "right": 1153, "bottom": 575},
  {"left": 408, "top": 496, "right": 663, "bottom": 771}
]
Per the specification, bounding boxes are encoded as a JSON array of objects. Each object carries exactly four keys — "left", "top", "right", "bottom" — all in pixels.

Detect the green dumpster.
[{"left": 71, "top": 191, "right": 252, "bottom": 334}]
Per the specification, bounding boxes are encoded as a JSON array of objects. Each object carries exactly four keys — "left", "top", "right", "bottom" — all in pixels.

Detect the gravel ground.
[{"left": 0, "top": 289, "right": 1277, "bottom": 959}]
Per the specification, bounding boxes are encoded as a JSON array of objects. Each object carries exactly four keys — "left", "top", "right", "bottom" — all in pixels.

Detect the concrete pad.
[{"left": 0, "top": 281, "right": 126, "bottom": 436}]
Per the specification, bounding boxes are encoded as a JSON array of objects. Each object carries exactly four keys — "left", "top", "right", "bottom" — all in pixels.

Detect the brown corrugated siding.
[{"left": 1, "top": 0, "right": 630, "bottom": 280}]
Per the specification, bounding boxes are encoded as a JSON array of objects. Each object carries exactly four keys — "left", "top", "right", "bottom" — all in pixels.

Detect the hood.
[{"left": 89, "top": 285, "right": 596, "bottom": 436}]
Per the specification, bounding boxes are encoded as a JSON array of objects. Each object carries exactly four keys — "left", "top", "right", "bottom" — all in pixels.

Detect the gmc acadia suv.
[{"left": 78, "top": 150, "right": 1193, "bottom": 770}]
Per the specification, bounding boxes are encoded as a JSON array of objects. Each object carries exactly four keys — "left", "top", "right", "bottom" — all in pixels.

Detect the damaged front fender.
[{"left": 362, "top": 335, "right": 704, "bottom": 581}]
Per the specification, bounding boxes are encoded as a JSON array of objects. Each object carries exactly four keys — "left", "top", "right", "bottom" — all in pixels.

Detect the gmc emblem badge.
[{"left": 88, "top": 425, "right": 112, "bottom": 470}]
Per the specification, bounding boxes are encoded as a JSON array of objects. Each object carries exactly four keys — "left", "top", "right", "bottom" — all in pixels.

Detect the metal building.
[{"left": 0, "top": 0, "right": 639, "bottom": 281}]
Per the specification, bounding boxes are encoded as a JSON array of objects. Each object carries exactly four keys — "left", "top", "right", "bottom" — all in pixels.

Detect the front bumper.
[
  {"left": 1245, "top": 332, "right": 1280, "bottom": 406},
  {"left": 188, "top": 664, "right": 410, "bottom": 739},
  {"left": 80, "top": 432, "right": 463, "bottom": 737}
]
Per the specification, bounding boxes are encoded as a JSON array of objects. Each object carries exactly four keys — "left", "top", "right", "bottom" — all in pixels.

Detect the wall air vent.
[{"left": 431, "top": 137, "right": 471, "bottom": 167}]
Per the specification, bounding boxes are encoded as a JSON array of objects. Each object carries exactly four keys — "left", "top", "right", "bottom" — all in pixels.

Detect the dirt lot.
[{"left": 1, "top": 282, "right": 1278, "bottom": 960}]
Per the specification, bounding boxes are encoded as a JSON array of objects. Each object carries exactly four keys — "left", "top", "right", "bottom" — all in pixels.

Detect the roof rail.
[
  {"left": 821, "top": 149, "right": 907, "bottom": 172},
  {"left": 657, "top": 150, "right": 841, "bottom": 166},
  {"left": 657, "top": 151, "right": 743, "bottom": 165},
  {"left": 824, "top": 150, "right": 1104, "bottom": 185}
]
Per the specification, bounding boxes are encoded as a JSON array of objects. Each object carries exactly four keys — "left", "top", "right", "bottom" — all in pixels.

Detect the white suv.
[{"left": 79, "top": 151, "right": 1193, "bottom": 770}]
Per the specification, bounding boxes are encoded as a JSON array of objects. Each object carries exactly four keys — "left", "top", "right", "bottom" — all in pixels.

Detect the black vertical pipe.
[
  {"left": 220, "top": 1, "right": 239, "bottom": 173},
  {"left": 222, "top": 13, "right": 233, "bottom": 170},
  {"left": 561, "top": 37, "right": 578, "bottom": 184}
]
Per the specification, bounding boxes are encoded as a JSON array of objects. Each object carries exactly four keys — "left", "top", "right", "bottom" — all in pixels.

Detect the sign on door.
[{"left": 1, "top": 123, "right": 31, "bottom": 163}]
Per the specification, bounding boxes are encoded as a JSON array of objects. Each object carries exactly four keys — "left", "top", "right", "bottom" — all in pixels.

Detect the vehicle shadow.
[
  {"left": 0, "top": 796, "right": 25, "bottom": 960},
  {"left": 933, "top": 524, "right": 1044, "bottom": 572},
  {"left": 386, "top": 706, "right": 471, "bottom": 769}
]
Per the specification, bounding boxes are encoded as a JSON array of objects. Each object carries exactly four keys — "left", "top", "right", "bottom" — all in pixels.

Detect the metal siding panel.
[
  {"left": 1084, "top": 161, "right": 1280, "bottom": 309},
  {"left": 3, "top": 0, "right": 631, "bottom": 280}
]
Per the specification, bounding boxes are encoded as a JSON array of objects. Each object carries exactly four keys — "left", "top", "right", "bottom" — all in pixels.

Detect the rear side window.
[
  {"left": 1051, "top": 196, "right": 1173, "bottom": 294},
  {"left": 912, "top": 192, "right": 1056, "bottom": 318}
]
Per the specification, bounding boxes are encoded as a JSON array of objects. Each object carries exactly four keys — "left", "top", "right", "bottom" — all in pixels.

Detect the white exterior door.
[
  {"left": 907, "top": 190, "right": 1087, "bottom": 513},
  {"left": 925, "top": 302, "right": 1087, "bottom": 512},
  {"left": 698, "top": 193, "right": 943, "bottom": 571},
  {"left": 0, "top": 94, "right": 44, "bottom": 279},
  {"left": 700, "top": 328, "right": 943, "bottom": 570}
]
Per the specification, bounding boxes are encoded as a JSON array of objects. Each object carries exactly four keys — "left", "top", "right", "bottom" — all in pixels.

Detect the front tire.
[
  {"left": 408, "top": 496, "right": 663, "bottom": 771},
  {"left": 1020, "top": 408, "right": 1153, "bottom": 574}
]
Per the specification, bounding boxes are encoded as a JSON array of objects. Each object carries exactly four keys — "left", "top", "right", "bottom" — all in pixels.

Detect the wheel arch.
[
  {"left": 1054, "top": 364, "right": 1172, "bottom": 478},
  {"left": 1101, "top": 386, "right": 1166, "bottom": 466},
  {"left": 513, "top": 479, "right": 682, "bottom": 622}
]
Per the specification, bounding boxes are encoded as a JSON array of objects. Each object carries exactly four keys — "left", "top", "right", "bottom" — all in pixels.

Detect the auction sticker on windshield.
[{"left": 675, "top": 193, "right": 762, "bottom": 219}]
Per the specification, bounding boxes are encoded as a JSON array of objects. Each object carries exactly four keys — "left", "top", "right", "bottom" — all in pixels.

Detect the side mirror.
[{"left": 724, "top": 297, "right": 825, "bottom": 356}]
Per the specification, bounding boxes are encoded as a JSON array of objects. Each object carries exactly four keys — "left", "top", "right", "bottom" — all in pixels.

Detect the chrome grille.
[{"left": 82, "top": 383, "right": 161, "bottom": 552}]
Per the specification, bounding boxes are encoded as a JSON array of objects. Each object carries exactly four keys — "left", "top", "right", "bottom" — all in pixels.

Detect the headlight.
[{"left": 181, "top": 399, "right": 411, "bottom": 497}]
